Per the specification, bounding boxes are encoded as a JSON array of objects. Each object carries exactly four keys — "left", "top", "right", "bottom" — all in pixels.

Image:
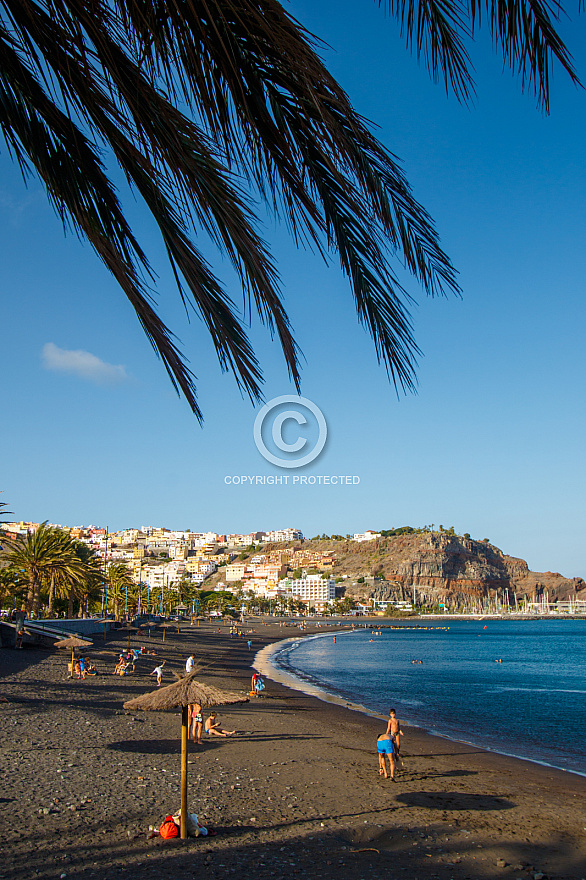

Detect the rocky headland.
[{"left": 324, "top": 533, "right": 586, "bottom": 607}]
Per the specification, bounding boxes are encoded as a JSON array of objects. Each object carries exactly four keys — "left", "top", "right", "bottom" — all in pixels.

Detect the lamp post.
[
  {"left": 138, "top": 557, "right": 143, "bottom": 614},
  {"left": 102, "top": 527, "right": 109, "bottom": 616}
]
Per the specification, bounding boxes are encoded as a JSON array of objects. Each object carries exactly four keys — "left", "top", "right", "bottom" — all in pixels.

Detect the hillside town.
[
  {"left": 1, "top": 522, "right": 352, "bottom": 612},
  {"left": 4, "top": 520, "right": 585, "bottom": 619}
]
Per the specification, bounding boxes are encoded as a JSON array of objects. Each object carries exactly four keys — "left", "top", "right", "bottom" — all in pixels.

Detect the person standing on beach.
[
  {"left": 190, "top": 702, "right": 203, "bottom": 743},
  {"left": 376, "top": 733, "right": 397, "bottom": 781},
  {"left": 150, "top": 660, "right": 165, "bottom": 687},
  {"left": 185, "top": 653, "right": 195, "bottom": 673},
  {"left": 386, "top": 709, "right": 404, "bottom": 756}
]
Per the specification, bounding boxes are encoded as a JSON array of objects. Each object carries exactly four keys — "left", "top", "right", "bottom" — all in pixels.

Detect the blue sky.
[{"left": 2, "top": 2, "right": 586, "bottom": 577}]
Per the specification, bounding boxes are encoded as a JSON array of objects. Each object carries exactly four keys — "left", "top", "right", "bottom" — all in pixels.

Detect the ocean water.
[{"left": 270, "top": 619, "right": 586, "bottom": 776}]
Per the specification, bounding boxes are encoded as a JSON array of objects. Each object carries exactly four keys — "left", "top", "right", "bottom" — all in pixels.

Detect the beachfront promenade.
[{"left": 1, "top": 619, "right": 585, "bottom": 880}]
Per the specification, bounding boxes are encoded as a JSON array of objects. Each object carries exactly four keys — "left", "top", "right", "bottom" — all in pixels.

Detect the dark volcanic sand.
[{"left": 1, "top": 620, "right": 585, "bottom": 880}]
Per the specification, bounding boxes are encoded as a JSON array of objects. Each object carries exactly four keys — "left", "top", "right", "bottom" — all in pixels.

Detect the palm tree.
[
  {"left": 0, "top": 564, "right": 25, "bottom": 609},
  {"left": 69, "top": 540, "right": 104, "bottom": 617},
  {"left": 1, "top": 522, "right": 65, "bottom": 615},
  {"left": 207, "top": 593, "right": 236, "bottom": 617},
  {"left": 43, "top": 530, "right": 88, "bottom": 618},
  {"left": 1, "top": 1, "right": 576, "bottom": 419},
  {"left": 106, "top": 562, "right": 135, "bottom": 619}
]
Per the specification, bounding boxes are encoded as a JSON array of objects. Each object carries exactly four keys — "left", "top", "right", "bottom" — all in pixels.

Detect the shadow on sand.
[{"left": 394, "top": 791, "right": 515, "bottom": 811}]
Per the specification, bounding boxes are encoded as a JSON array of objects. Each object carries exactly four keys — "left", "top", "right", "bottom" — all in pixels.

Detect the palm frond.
[
  {"left": 479, "top": 0, "right": 580, "bottom": 110},
  {"left": 380, "top": 0, "right": 474, "bottom": 100},
  {"left": 1, "top": 0, "right": 575, "bottom": 416},
  {"left": 380, "top": 0, "right": 579, "bottom": 110}
]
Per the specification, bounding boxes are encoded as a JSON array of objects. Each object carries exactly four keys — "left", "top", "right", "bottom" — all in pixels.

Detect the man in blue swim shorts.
[{"left": 376, "top": 733, "right": 397, "bottom": 781}]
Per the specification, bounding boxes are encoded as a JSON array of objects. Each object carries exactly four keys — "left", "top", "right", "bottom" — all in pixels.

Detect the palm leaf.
[
  {"left": 1, "top": 0, "right": 577, "bottom": 417},
  {"left": 380, "top": 0, "right": 579, "bottom": 110}
]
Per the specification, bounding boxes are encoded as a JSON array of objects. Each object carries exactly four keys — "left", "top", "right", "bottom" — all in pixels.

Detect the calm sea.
[{"left": 269, "top": 619, "right": 586, "bottom": 776}]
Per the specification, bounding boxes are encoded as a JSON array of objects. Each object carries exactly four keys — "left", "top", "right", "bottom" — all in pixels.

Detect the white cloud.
[{"left": 42, "top": 343, "right": 129, "bottom": 385}]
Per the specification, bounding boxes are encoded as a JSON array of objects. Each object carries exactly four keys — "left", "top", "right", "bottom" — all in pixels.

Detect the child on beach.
[
  {"left": 253, "top": 675, "right": 265, "bottom": 696},
  {"left": 204, "top": 713, "right": 236, "bottom": 737},
  {"left": 114, "top": 655, "right": 130, "bottom": 676},
  {"left": 150, "top": 660, "right": 166, "bottom": 687},
  {"left": 386, "top": 709, "right": 404, "bottom": 756},
  {"left": 376, "top": 733, "right": 397, "bottom": 781}
]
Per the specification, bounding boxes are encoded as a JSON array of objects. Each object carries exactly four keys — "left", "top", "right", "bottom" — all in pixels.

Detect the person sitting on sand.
[
  {"left": 377, "top": 733, "right": 397, "bottom": 781},
  {"left": 204, "top": 713, "right": 236, "bottom": 737},
  {"left": 386, "top": 709, "right": 404, "bottom": 755},
  {"left": 114, "top": 655, "right": 130, "bottom": 676}
]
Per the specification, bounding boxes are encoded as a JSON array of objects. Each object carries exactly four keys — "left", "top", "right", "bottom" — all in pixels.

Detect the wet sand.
[{"left": 1, "top": 620, "right": 585, "bottom": 880}]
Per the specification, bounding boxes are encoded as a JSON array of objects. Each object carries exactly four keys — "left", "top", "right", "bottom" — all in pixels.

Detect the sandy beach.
[{"left": 1, "top": 620, "right": 585, "bottom": 880}]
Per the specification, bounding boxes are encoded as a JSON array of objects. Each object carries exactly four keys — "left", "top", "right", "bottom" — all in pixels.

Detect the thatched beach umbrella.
[
  {"left": 118, "top": 623, "right": 138, "bottom": 651},
  {"left": 124, "top": 673, "right": 247, "bottom": 838},
  {"left": 54, "top": 636, "right": 93, "bottom": 671}
]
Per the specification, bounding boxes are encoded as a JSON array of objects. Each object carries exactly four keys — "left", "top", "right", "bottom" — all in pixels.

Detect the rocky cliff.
[{"left": 331, "top": 533, "right": 585, "bottom": 605}]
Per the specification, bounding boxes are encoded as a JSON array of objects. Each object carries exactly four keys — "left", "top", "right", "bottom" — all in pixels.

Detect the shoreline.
[
  {"left": 256, "top": 628, "right": 586, "bottom": 780},
  {"left": 1, "top": 618, "right": 585, "bottom": 880}
]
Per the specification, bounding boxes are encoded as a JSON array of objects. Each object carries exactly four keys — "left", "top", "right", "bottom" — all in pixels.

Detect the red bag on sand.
[{"left": 159, "top": 816, "right": 179, "bottom": 839}]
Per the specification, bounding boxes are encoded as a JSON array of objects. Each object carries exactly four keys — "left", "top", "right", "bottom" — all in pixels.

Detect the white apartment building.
[
  {"left": 141, "top": 566, "right": 166, "bottom": 589},
  {"left": 226, "top": 532, "right": 265, "bottom": 548},
  {"left": 225, "top": 563, "right": 248, "bottom": 582},
  {"left": 169, "top": 542, "right": 189, "bottom": 559},
  {"left": 267, "top": 528, "right": 303, "bottom": 543},
  {"left": 283, "top": 574, "right": 335, "bottom": 604},
  {"left": 185, "top": 558, "right": 216, "bottom": 579},
  {"left": 116, "top": 528, "right": 143, "bottom": 544},
  {"left": 141, "top": 561, "right": 186, "bottom": 588},
  {"left": 189, "top": 532, "right": 220, "bottom": 549},
  {"left": 109, "top": 548, "right": 135, "bottom": 562},
  {"left": 353, "top": 530, "right": 382, "bottom": 542}
]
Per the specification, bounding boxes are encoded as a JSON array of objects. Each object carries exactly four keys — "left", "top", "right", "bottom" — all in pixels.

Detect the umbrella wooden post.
[
  {"left": 123, "top": 674, "right": 247, "bottom": 842},
  {"left": 54, "top": 636, "right": 93, "bottom": 678},
  {"left": 180, "top": 705, "right": 188, "bottom": 839}
]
